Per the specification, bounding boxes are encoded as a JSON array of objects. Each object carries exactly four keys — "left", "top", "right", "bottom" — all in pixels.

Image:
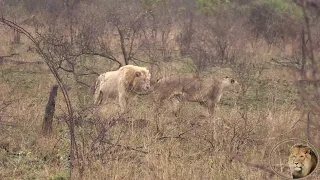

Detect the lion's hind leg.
[{"left": 94, "top": 91, "right": 103, "bottom": 105}]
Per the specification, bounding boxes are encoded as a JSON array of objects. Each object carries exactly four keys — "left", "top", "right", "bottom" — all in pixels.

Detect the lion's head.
[
  {"left": 121, "top": 65, "right": 151, "bottom": 95},
  {"left": 288, "top": 144, "right": 318, "bottom": 179},
  {"left": 132, "top": 69, "right": 151, "bottom": 94}
]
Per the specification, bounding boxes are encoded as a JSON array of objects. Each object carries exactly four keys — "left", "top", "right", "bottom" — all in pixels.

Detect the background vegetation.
[{"left": 0, "top": 0, "right": 319, "bottom": 179}]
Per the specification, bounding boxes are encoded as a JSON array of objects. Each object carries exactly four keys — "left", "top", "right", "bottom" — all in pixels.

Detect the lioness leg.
[
  {"left": 209, "top": 106, "right": 217, "bottom": 116},
  {"left": 199, "top": 100, "right": 216, "bottom": 117},
  {"left": 168, "top": 93, "right": 183, "bottom": 116}
]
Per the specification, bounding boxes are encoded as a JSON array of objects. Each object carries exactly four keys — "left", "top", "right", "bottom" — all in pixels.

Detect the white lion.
[{"left": 94, "top": 65, "right": 151, "bottom": 112}]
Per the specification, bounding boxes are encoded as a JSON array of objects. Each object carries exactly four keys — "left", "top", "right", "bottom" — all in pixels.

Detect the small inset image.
[
  {"left": 269, "top": 139, "right": 318, "bottom": 179},
  {"left": 289, "top": 144, "right": 318, "bottom": 179}
]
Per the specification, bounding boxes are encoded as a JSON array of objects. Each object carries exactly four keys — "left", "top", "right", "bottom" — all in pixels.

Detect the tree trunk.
[
  {"left": 301, "top": 28, "right": 306, "bottom": 78},
  {"left": 42, "top": 85, "right": 59, "bottom": 135}
]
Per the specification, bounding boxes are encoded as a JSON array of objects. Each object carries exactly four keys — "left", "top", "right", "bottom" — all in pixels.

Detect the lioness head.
[
  {"left": 288, "top": 144, "right": 318, "bottom": 179},
  {"left": 221, "top": 76, "right": 240, "bottom": 93}
]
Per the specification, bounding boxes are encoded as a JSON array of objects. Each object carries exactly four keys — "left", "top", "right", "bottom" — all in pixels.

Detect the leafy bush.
[
  {"left": 249, "top": 0, "right": 302, "bottom": 47},
  {"left": 196, "top": 0, "right": 230, "bottom": 14}
]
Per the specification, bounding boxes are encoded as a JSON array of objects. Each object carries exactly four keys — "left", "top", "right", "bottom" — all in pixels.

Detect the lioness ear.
[
  {"left": 231, "top": 79, "right": 235, "bottom": 84},
  {"left": 136, "top": 72, "right": 141, "bottom": 77}
]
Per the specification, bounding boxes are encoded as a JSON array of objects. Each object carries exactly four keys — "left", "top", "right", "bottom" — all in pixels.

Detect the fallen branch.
[
  {"left": 0, "top": 53, "right": 18, "bottom": 60},
  {"left": 233, "top": 154, "right": 276, "bottom": 178},
  {"left": 0, "top": 58, "right": 45, "bottom": 65}
]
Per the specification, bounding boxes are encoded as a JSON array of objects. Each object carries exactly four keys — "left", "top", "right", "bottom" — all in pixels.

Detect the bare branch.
[{"left": 233, "top": 155, "right": 276, "bottom": 178}]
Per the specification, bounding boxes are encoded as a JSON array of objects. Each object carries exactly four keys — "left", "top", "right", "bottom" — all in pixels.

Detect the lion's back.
[{"left": 98, "top": 70, "right": 120, "bottom": 98}]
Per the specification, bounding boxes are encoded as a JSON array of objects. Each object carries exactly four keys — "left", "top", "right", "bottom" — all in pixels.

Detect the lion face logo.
[{"left": 288, "top": 144, "right": 318, "bottom": 179}]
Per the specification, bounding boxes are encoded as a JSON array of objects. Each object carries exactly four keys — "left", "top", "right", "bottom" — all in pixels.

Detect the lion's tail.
[{"left": 90, "top": 78, "right": 98, "bottom": 95}]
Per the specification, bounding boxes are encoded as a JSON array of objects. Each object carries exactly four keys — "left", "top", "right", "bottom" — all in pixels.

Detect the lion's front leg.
[{"left": 118, "top": 92, "right": 129, "bottom": 113}]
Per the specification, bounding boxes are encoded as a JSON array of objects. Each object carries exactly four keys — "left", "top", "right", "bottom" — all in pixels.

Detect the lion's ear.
[
  {"left": 306, "top": 147, "right": 311, "bottom": 154},
  {"left": 136, "top": 72, "right": 141, "bottom": 77},
  {"left": 231, "top": 79, "right": 235, "bottom": 84}
]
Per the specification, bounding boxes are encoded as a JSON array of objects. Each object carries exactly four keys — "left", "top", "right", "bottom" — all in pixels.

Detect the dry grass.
[{"left": 1, "top": 29, "right": 319, "bottom": 180}]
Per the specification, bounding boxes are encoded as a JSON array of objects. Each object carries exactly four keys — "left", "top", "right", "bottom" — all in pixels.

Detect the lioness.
[
  {"left": 288, "top": 144, "right": 318, "bottom": 179},
  {"left": 153, "top": 76, "right": 239, "bottom": 116}
]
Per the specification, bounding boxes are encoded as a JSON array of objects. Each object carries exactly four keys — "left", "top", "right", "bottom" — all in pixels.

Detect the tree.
[
  {"left": 294, "top": 0, "right": 320, "bottom": 149},
  {"left": 249, "top": 0, "right": 302, "bottom": 51},
  {"left": 196, "top": 0, "right": 230, "bottom": 14},
  {"left": 42, "top": 85, "right": 59, "bottom": 136}
]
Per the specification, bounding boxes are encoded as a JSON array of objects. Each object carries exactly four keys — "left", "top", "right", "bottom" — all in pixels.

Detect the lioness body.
[
  {"left": 153, "top": 76, "right": 238, "bottom": 115},
  {"left": 288, "top": 144, "right": 318, "bottom": 179}
]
